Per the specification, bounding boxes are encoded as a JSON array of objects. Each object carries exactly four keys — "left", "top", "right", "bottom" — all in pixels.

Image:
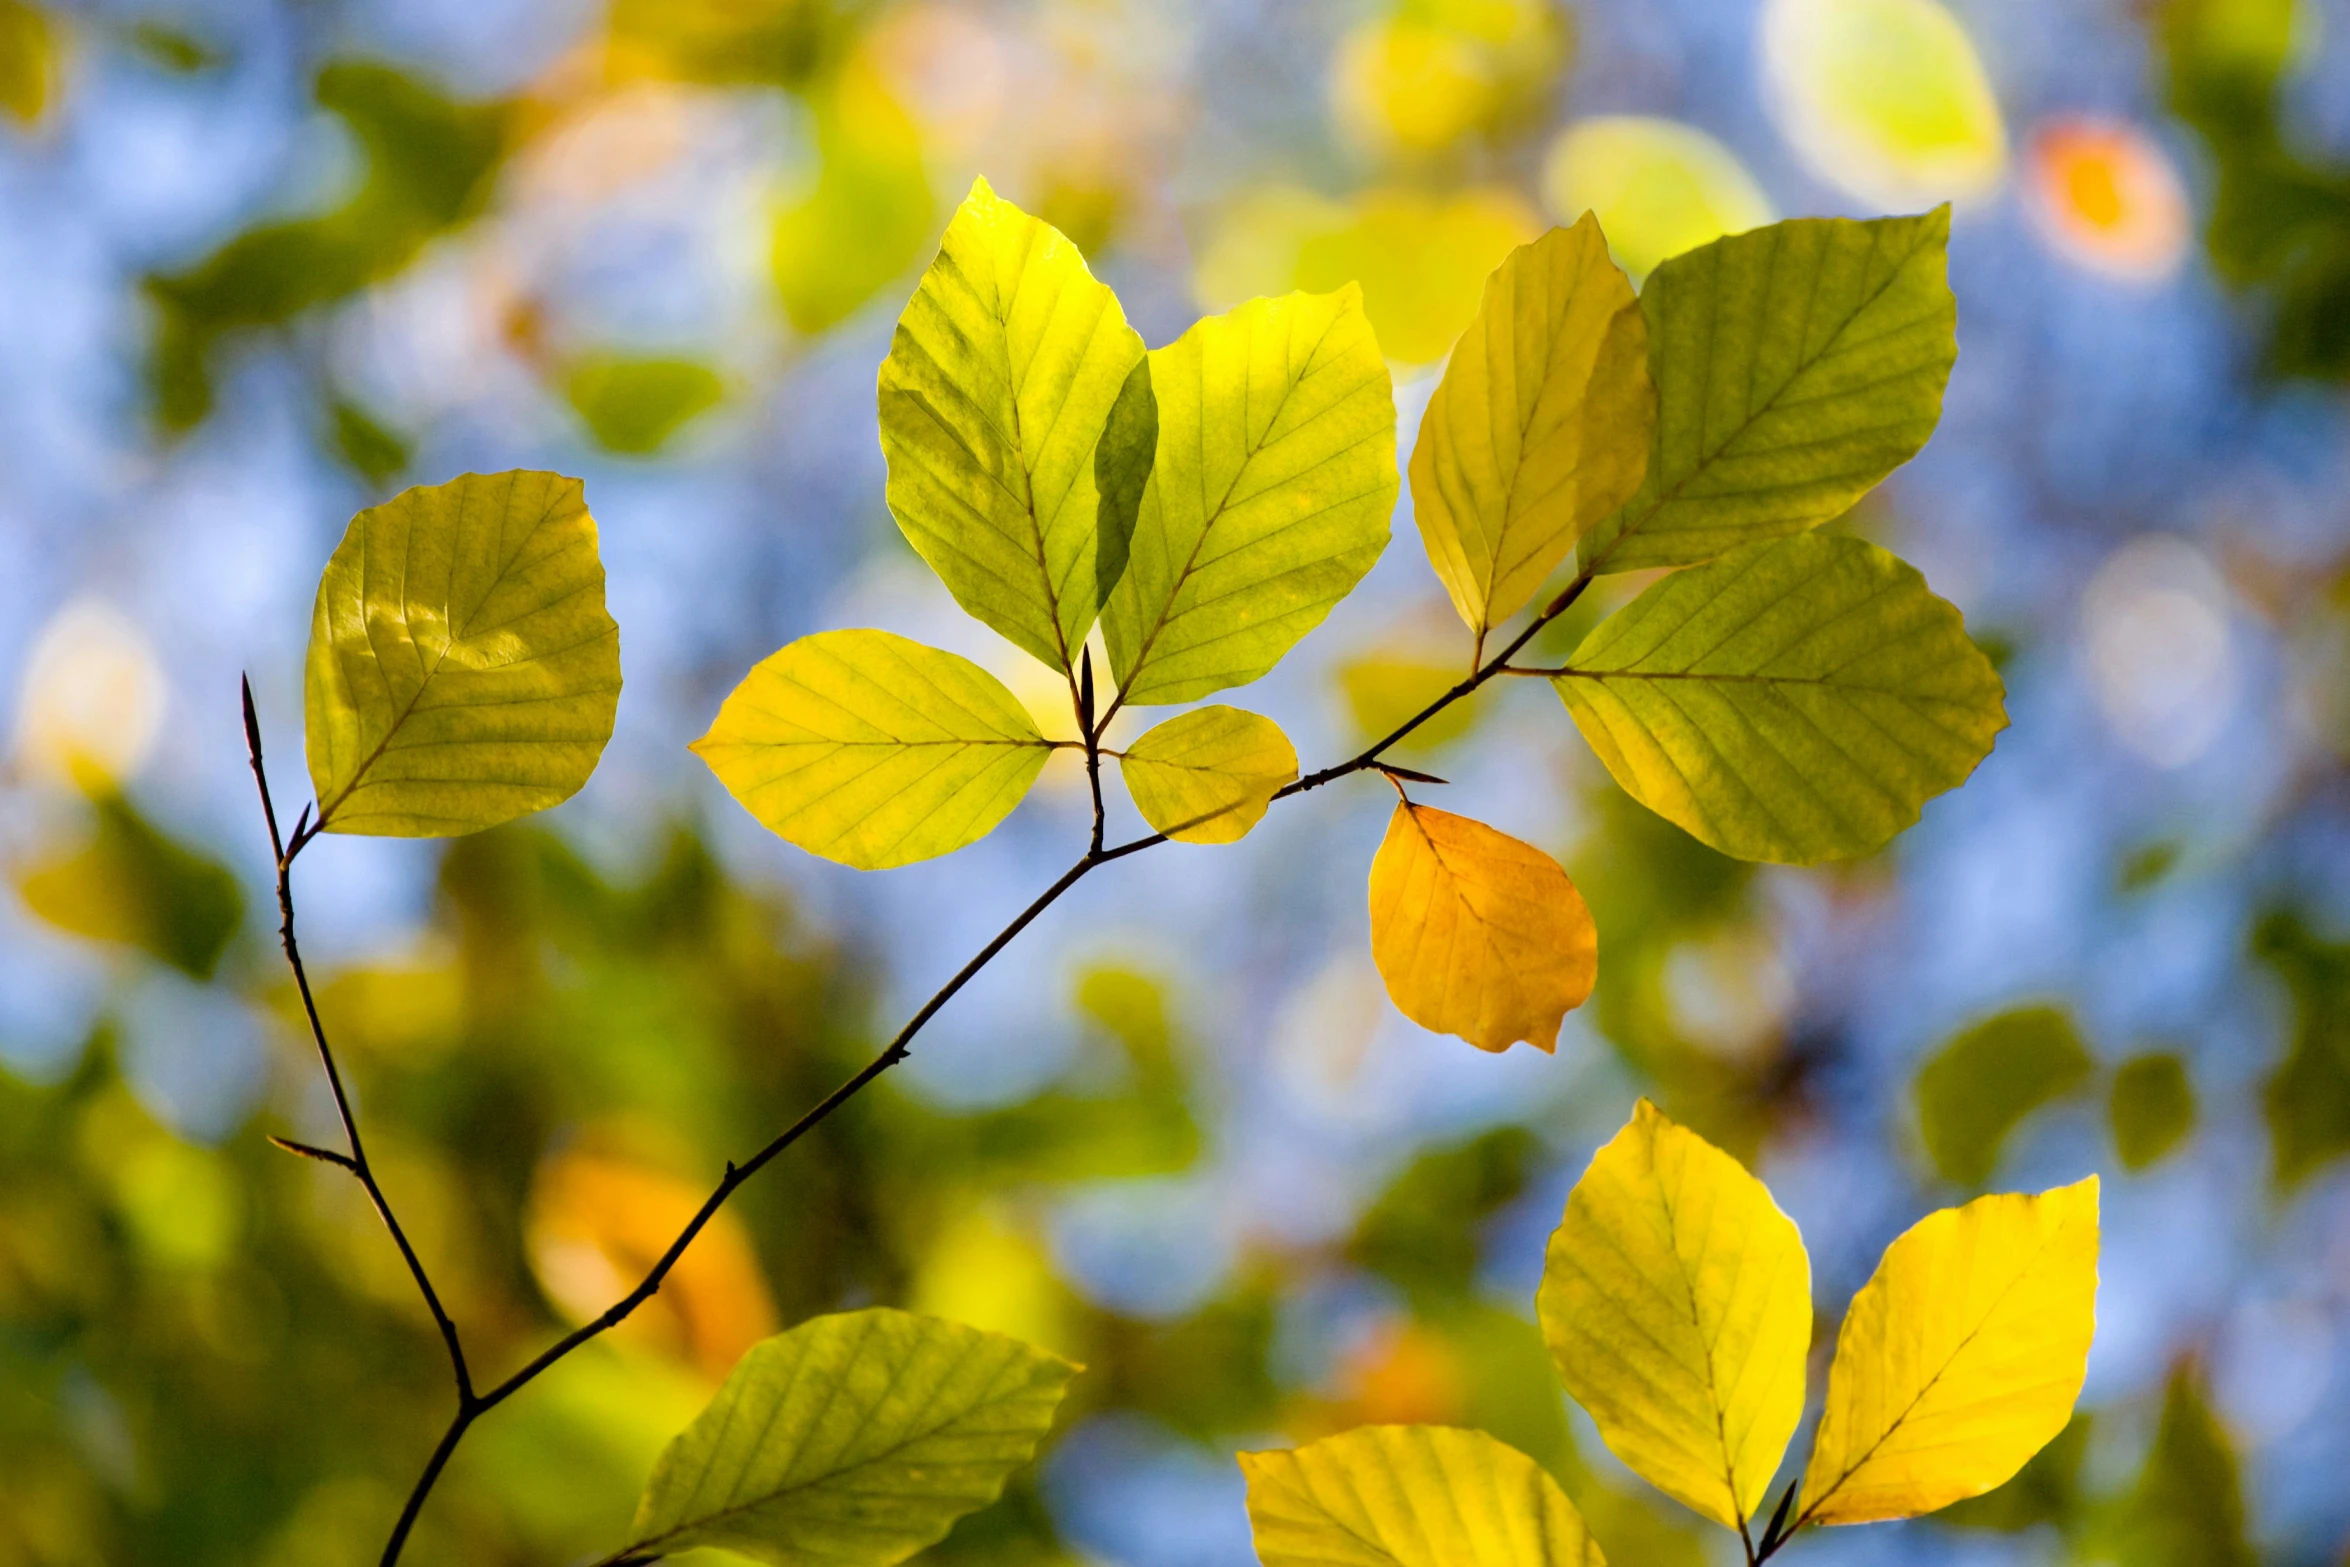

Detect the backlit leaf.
[
  {"left": 1578, "top": 211, "right": 1955, "bottom": 575},
  {"left": 1915, "top": 1005, "right": 2094, "bottom": 1188},
  {"left": 622, "top": 1308, "right": 1078, "bottom": 1566},
  {"left": 691, "top": 629, "right": 1051, "bottom": 871},
  {"left": 1117, "top": 706, "right": 1297, "bottom": 844},
  {"left": 1367, "top": 802, "right": 1596, "bottom": 1053},
  {"left": 1240, "top": 1425, "right": 1605, "bottom": 1567},
  {"left": 1541, "top": 118, "right": 1777, "bottom": 282},
  {"left": 1554, "top": 533, "right": 2006, "bottom": 864},
  {"left": 2110, "top": 1052, "right": 2197, "bottom": 1171},
  {"left": 1410, "top": 217, "right": 1653, "bottom": 643},
  {"left": 305, "top": 470, "right": 621, "bottom": 837},
  {"left": 1797, "top": 1178, "right": 2100, "bottom": 1526},
  {"left": 1103, "top": 288, "right": 1396, "bottom": 706},
  {"left": 1537, "top": 1100, "right": 1810, "bottom": 1532},
  {"left": 1294, "top": 188, "right": 1543, "bottom": 366},
  {"left": 879, "top": 178, "right": 1152, "bottom": 675}
]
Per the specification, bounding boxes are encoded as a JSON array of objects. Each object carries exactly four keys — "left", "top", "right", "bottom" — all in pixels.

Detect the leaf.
[
  {"left": 1410, "top": 217, "right": 1654, "bottom": 643},
  {"left": 1914, "top": 1005, "right": 2094, "bottom": 1188},
  {"left": 2250, "top": 910, "right": 2350, "bottom": 1189},
  {"left": 304, "top": 470, "right": 621, "bottom": 837},
  {"left": 562, "top": 352, "right": 726, "bottom": 456},
  {"left": 1553, "top": 532, "right": 2006, "bottom": 864},
  {"left": 2109, "top": 1052, "right": 2197, "bottom": 1171},
  {"left": 621, "top": 1308, "right": 1078, "bottom": 1567},
  {"left": 1240, "top": 1425, "right": 1606, "bottom": 1567},
  {"left": 2103, "top": 1364, "right": 2257, "bottom": 1567},
  {"left": 1797, "top": 1177, "right": 2100, "bottom": 1527},
  {"left": 16, "top": 792, "right": 244, "bottom": 980},
  {"left": 1338, "top": 650, "right": 1481, "bottom": 756},
  {"left": 1103, "top": 288, "right": 1397, "bottom": 707},
  {"left": 1116, "top": 706, "right": 1298, "bottom": 844},
  {"left": 1540, "top": 116, "right": 1777, "bottom": 282},
  {"left": 1536, "top": 1099, "right": 1811, "bottom": 1532},
  {"left": 0, "top": 1, "right": 60, "bottom": 125},
  {"left": 769, "top": 56, "right": 934, "bottom": 332},
  {"left": 1367, "top": 803, "right": 1596, "bottom": 1053},
  {"left": 1293, "top": 186, "right": 1544, "bottom": 366},
  {"left": 1577, "top": 210, "right": 1956, "bottom": 575},
  {"left": 878, "top": 177, "right": 1151, "bottom": 674},
  {"left": 692, "top": 629, "right": 1051, "bottom": 870}
]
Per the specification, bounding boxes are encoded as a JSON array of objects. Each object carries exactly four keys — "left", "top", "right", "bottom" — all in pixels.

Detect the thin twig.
[{"left": 340, "top": 562, "right": 1604, "bottom": 1563}]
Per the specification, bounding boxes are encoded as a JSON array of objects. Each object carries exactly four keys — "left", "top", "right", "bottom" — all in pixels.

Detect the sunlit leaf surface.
[
  {"left": 304, "top": 470, "right": 622, "bottom": 837},
  {"left": 1410, "top": 217, "right": 1652, "bottom": 642},
  {"left": 1241, "top": 1424, "right": 1606, "bottom": 1567},
  {"left": 1367, "top": 802, "right": 1596, "bottom": 1053},
  {"left": 1103, "top": 287, "right": 1395, "bottom": 706},
  {"left": 1541, "top": 118, "right": 1776, "bottom": 281},
  {"left": 1538, "top": 1100, "right": 1809, "bottom": 1531},
  {"left": 1799, "top": 1178, "right": 2100, "bottom": 1525},
  {"left": 1557, "top": 533, "right": 2004, "bottom": 865},
  {"left": 1579, "top": 211, "right": 1957, "bottom": 575},
  {"left": 624, "top": 1308, "right": 1077, "bottom": 1566},
  {"left": 1117, "top": 705, "right": 1297, "bottom": 844},
  {"left": 693, "top": 629, "right": 1051, "bottom": 870}
]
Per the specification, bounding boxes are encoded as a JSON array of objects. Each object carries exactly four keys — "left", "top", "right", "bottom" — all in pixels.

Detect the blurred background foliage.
[{"left": 4, "top": 0, "right": 2350, "bottom": 1564}]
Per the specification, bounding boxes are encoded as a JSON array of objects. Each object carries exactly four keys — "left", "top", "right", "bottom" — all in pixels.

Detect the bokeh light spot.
[
  {"left": 14, "top": 598, "right": 167, "bottom": 789},
  {"left": 2080, "top": 535, "right": 2240, "bottom": 769},
  {"left": 1541, "top": 116, "right": 1775, "bottom": 281},
  {"left": 2025, "top": 116, "right": 2191, "bottom": 283}
]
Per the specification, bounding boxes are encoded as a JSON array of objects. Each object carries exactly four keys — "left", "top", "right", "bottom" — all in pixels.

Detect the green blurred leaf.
[
  {"left": 1936, "top": 1412, "right": 2088, "bottom": 1533},
  {"left": 16, "top": 793, "right": 243, "bottom": 979},
  {"left": 1555, "top": 533, "right": 2006, "bottom": 864},
  {"left": 2109, "top": 1052, "right": 2197, "bottom": 1171},
  {"left": 1103, "top": 287, "right": 1396, "bottom": 706},
  {"left": 2099, "top": 1365, "right": 2257, "bottom": 1567},
  {"left": 1578, "top": 210, "right": 1955, "bottom": 575},
  {"left": 621, "top": 1308, "right": 1078, "bottom": 1566},
  {"left": 607, "top": 0, "right": 826, "bottom": 87},
  {"left": 1241, "top": 1425, "right": 1606, "bottom": 1567},
  {"left": 0, "top": 0, "right": 59, "bottom": 123},
  {"left": 1409, "top": 215, "right": 1652, "bottom": 642},
  {"left": 878, "top": 178, "right": 1151, "bottom": 674},
  {"left": 562, "top": 354, "right": 725, "bottom": 457},
  {"left": 327, "top": 396, "right": 411, "bottom": 488},
  {"left": 145, "top": 62, "right": 507, "bottom": 429},
  {"left": 1337, "top": 650, "right": 1480, "bottom": 757},
  {"left": 1914, "top": 1005, "right": 2093, "bottom": 1188},
  {"left": 771, "top": 59, "right": 934, "bottom": 335},
  {"left": 305, "top": 470, "right": 621, "bottom": 837},
  {"left": 125, "top": 20, "right": 222, "bottom": 73},
  {"left": 1351, "top": 1126, "right": 1539, "bottom": 1305},
  {"left": 693, "top": 629, "right": 1051, "bottom": 870},
  {"left": 2252, "top": 910, "right": 2350, "bottom": 1188},
  {"left": 1116, "top": 706, "right": 1296, "bottom": 844}
]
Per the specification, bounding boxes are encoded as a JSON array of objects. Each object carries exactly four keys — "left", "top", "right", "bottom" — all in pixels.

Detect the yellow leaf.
[
  {"left": 1295, "top": 188, "right": 1541, "bottom": 366},
  {"left": 1117, "top": 705, "right": 1298, "bottom": 844},
  {"left": 692, "top": 629, "right": 1051, "bottom": 870},
  {"left": 1541, "top": 117, "right": 1776, "bottom": 281},
  {"left": 1536, "top": 1100, "right": 1811, "bottom": 1533},
  {"left": 1241, "top": 1425, "right": 1606, "bottom": 1567},
  {"left": 1367, "top": 803, "right": 1596, "bottom": 1053},
  {"left": 304, "top": 471, "right": 622, "bottom": 837},
  {"left": 1410, "top": 217, "right": 1652, "bottom": 643},
  {"left": 1798, "top": 1177, "right": 2100, "bottom": 1526}
]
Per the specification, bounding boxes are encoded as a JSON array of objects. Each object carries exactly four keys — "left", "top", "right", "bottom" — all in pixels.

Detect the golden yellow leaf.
[
  {"left": 1367, "top": 802, "right": 1596, "bottom": 1053},
  {"left": 1116, "top": 705, "right": 1298, "bottom": 844},
  {"left": 1410, "top": 217, "right": 1652, "bottom": 644},
  {"left": 1537, "top": 1100, "right": 1810, "bottom": 1533},
  {"left": 1242, "top": 1425, "right": 1605, "bottom": 1567},
  {"left": 1798, "top": 1177, "right": 2100, "bottom": 1526}
]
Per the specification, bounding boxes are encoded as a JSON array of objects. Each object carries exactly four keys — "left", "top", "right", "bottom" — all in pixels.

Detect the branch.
[{"left": 360, "top": 563, "right": 1603, "bottom": 1562}]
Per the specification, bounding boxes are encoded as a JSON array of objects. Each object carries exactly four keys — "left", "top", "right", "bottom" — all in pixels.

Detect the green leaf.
[
  {"left": 15, "top": 792, "right": 245, "bottom": 980},
  {"left": 1116, "top": 705, "right": 1297, "bottom": 844},
  {"left": 621, "top": 1308, "right": 1078, "bottom": 1567},
  {"left": 305, "top": 470, "right": 621, "bottom": 837},
  {"left": 1915, "top": 1005, "right": 2095, "bottom": 1188},
  {"left": 1553, "top": 532, "right": 2005, "bottom": 864},
  {"left": 1578, "top": 210, "right": 1956, "bottom": 575},
  {"left": 1410, "top": 215, "right": 1653, "bottom": 641},
  {"left": 879, "top": 177, "right": 1151, "bottom": 674},
  {"left": 769, "top": 59, "right": 935, "bottom": 332},
  {"left": 562, "top": 352, "right": 726, "bottom": 456},
  {"left": 2101, "top": 1365, "right": 2257, "bottom": 1567},
  {"left": 2251, "top": 910, "right": 2350, "bottom": 1188},
  {"left": 1103, "top": 287, "right": 1396, "bottom": 706},
  {"left": 692, "top": 629, "right": 1051, "bottom": 870},
  {"left": 2109, "top": 1052, "right": 2197, "bottom": 1171},
  {"left": 1240, "top": 1425, "right": 1606, "bottom": 1567}
]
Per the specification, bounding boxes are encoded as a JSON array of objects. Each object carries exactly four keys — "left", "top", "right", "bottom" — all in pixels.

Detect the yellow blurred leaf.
[
  {"left": 561, "top": 352, "right": 725, "bottom": 456},
  {"left": 1117, "top": 705, "right": 1298, "bottom": 844},
  {"left": 1337, "top": 651, "right": 1480, "bottom": 756},
  {"left": 771, "top": 56, "right": 934, "bottom": 335},
  {"left": 1295, "top": 188, "right": 1541, "bottom": 366},
  {"left": 1410, "top": 216, "right": 1652, "bottom": 642},
  {"left": 0, "top": 0, "right": 60, "bottom": 125},
  {"left": 1330, "top": 17, "right": 1497, "bottom": 157},
  {"left": 1537, "top": 1099, "right": 1810, "bottom": 1532},
  {"left": 1540, "top": 117, "right": 1776, "bottom": 281},
  {"left": 910, "top": 1205, "right": 1082, "bottom": 1361},
  {"left": 1761, "top": 0, "right": 2007, "bottom": 209},
  {"left": 1367, "top": 802, "right": 1596, "bottom": 1053},
  {"left": 17, "top": 792, "right": 244, "bottom": 979},
  {"left": 527, "top": 1150, "right": 777, "bottom": 1382},
  {"left": 1241, "top": 1424, "right": 1605, "bottom": 1567},
  {"left": 1798, "top": 1178, "right": 2100, "bottom": 1526}
]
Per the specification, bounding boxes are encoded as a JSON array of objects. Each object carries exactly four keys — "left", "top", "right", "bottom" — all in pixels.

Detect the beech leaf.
[{"left": 1117, "top": 705, "right": 1298, "bottom": 844}]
